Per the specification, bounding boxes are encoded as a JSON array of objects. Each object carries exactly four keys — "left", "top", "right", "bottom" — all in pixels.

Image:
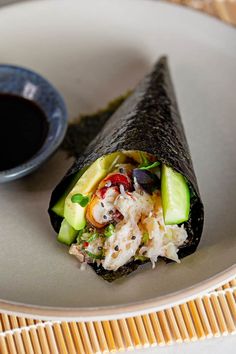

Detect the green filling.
[
  {"left": 134, "top": 255, "right": 149, "bottom": 261},
  {"left": 87, "top": 232, "right": 99, "bottom": 243},
  {"left": 161, "top": 164, "right": 190, "bottom": 225},
  {"left": 85, "top": 251, "right": 103, "bottom": 260},
  {"left": 71, "top": 193, "right": 90, "bottom": 207},
  {"left": 104, "top": 224, "right": 115, "bottom": 238},
  {"left": 142, "top": 232, "right": 149, "bottom": 244},
  {"left": 139, "top": 161, "right": 160, "bottom": 170},
  {"left": 51, "top": 166, "right": 88, "bottom": 217},
  {"left": 53, "top": 147, "right": 190, "bottom": 247},
  {"left": 64, "top": 152, "right": 126, "bottom": 230},
  {"left": 58, "top": 219, "right": 78, "bottom": 245}
]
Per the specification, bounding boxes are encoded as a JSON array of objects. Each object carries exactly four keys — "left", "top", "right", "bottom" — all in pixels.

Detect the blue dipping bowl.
[{"left": 0, "top": 65, "right": 67, "bottom": 183}]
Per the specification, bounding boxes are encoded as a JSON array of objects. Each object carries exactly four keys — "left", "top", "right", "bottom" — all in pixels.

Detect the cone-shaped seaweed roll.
[{"left": 49, "top": 57, "right": 204, "bottom": 282}]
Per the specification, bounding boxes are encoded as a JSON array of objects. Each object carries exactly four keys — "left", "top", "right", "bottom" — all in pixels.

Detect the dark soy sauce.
[{"left": 0, "top": 94, "right": 49, "bottom": 171}]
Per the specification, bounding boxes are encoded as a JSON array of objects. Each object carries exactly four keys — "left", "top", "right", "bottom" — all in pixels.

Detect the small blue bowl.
[{"left": 0, "top": 65, "right": 67, "bottom": 182}]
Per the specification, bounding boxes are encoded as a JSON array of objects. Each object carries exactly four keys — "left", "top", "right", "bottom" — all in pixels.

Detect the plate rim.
[
  {"left": 0, "top": 0, "right": 235, "bottom": 320},
  {"left": 0, "top": 265, "right": 235, "bottom": 321}
]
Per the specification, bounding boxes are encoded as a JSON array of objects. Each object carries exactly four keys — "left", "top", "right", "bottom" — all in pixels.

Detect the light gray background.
[
  {"left": 139, "top": 334, "right": 236, "bottom": 354},
  {"left": 0, "top": 0, "right": 235, "bottom": 352}
]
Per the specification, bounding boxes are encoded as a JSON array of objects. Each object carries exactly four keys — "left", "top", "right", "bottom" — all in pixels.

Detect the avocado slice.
[
  {"left": 51, "top": 166, "right": 88, "bottom": 217},
  {"left": 161, "top": 164, "right": 190, "bottom": 225},
  {"left": 64, "top": 152, "right": 126, "bottom": 230},
  {"left": 58, "top": 218, "right": 78, "bottom": 245}
]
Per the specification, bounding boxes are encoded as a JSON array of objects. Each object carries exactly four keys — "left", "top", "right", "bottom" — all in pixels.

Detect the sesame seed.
[
  {"left": 103, "top": 215, "right": 107, "bottom": 220},
  {"left": 98, "top": 246, "right": 102, "bottom": 251},
  {"left": 131, "top": 236, "right": 136, "bottom": 240},
  {"left": 108, "top": 210, "right": 113, "bottom": 215},
  {"left": 101, "top": 202, "right": 104, "bottom": 207},
  {"left": 119, "top": 168, "right": 124, "bottom": 173},
  {"left": 114, "top": 245, "right": 119, "bottom": 251}
]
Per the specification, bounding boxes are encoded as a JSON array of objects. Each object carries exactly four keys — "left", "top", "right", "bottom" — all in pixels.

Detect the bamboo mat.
[
  {"left": 0, "top": 279, "right": 235, "bottom": 353},
  {"left": 0, "top": 1, "right": 236, "bottom": 353},
  {"left": 168, "top": 0, "right": 236, "bottom": 25}
]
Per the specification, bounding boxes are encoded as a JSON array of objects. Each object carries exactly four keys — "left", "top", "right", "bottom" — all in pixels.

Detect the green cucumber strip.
[
  {"left": 161, "top": 164, "right": 190, "bottom": 225},
  {"left": 58, "top": 219, "right": 78, "bottom": 245},
  {"left": 139, "top": 161, "right": 160, "bottom": 170},
  {"left": 87, "top": 232, "right": 99, "bottom": 243},
  {"left": 104, "top": 224, "right": 115, "bottom": 238},
  {"left": 85, "top": 251, "right": 103, "bottom": 260}
]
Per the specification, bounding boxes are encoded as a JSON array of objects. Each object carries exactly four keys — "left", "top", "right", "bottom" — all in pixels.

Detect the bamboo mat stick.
[
  {"left": 195, "top": 298, "right": 213, "bottom": 338},
  {"left": 157, "top": 311, "right": 172, "bottom": 344},
  {"left": 0, "top": 336, "right": 9, "bottom": 354},
  {"left": 216, "top": 287, "right": 236, "bottom": 334},
  {"left": 102, "top": 321, "right": 116, "bottom": 352},
  {"left": 230, "top": 279, "right": 236, "bottom": 294},
  {"left": 227, "top": 2, "right": 236, "bottom": 24},
  {"left": 201, "top": 0, "right": 213, "bottom": 15},
  {"left": 117, "top": 319, "right": 133, "bottom": 350},
  {"left": 1, "top": 314, "right": 17, "bottom": 354},
  {"left": 165, "top": 308, "right": 182, "bottom": 343},
  {"left": 126, "top": 317, "right": 141, "bottom": 349},
  {"left": 110, "top": 320, "right": 125, "bottom": 351},
  {"left": 223, "top": 283, "right": 236, "bottom": 321},
  {"left": 34, "top": 320, "right": 50, "bottom": 354},
  {"left": 69, "top": 322, "right": 86, "bottom": 354},
  {"left": 86, "top": 322, "right": 101, "bottom": 354},
  {"left": 26, "top": 319, "right": 42, "bottom": 354},
  {"left": 142, "top": 314, "right": 157, "bottom": 347},
  {"left": 210, "top": 294, "right": 228, "bottom": 335},
  {"left": 172, "top": 306, "right": 190, "bottom": 342},
  {"left": 213, "top": 1, "right": 232, "bottom": 22},
  {"left": 188, "top": 301, "right": 205, "bottom": 340},
  {"left": 93, "top": 321, "right": 109, "bottom": 353},
  {"left": 43, "top": 323, "right": 59, "bottom": 354},
  {"left": 0, "top": 316, "right": 9, "bottom": 354},
  {"left": 180, "top": 303, "right": 198, "bottom": 341},
  {"left": 202, "top": 296, "right": 221, "bottom": 337},
  {"left": 149, "top": 312, "right": 166, "bottom": 346},
  {"left": 53, "top": 322, "right": 68, "bottom": 354},
  {"left": 9, "top": 315, "right": 26, "bottom": 354},
  {"left": 78, "top": 322, "right": 94, "bottom": 354},
  {"left": 17, "top": 317, "right": 34, "bottom": 354},
  {"left": 61, "top": 322, "right": 77, "bottom": 354},
  {"left": 134, "top": 316, "right": 149, "bottom": 348}
]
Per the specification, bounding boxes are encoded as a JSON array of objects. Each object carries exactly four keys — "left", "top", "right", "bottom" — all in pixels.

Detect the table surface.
[
  {"left": 138, "top": 332, "right": 236, "bottom": 353},
  {"left": 0, "top": 0, "right": 235, "bottom": 353}
]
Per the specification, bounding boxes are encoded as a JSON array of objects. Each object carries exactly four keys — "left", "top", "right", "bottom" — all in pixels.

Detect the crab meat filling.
[{"left": 70, "top": 174, "right": 188, "bottom": 271}]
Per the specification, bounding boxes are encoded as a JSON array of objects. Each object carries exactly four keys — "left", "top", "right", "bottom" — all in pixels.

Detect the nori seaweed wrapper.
[
  {"left": 62, "top": 93, "right": 130, "bottom": 158},
  {"left": 49, "top": 56, "right": 204, "bottom": 281}
]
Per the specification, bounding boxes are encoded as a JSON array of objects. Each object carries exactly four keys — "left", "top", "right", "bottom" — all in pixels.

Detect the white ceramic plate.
[{"left": 0, "top": 0, "right": 236, "bottom": 321}]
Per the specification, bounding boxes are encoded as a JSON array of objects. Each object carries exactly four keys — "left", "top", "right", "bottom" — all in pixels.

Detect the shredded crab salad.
[{"left": 69, "top": 159, "right": 188, "bottom": 271}]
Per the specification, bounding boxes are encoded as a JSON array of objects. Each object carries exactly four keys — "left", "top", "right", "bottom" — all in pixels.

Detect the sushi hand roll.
[{"left": 49, "top": 57, "right": 204, "bottom": 282}]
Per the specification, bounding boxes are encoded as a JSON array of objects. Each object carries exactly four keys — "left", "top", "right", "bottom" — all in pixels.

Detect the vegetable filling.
[{"left": 54, "top": 151, "right": 190, "bottom": 271}]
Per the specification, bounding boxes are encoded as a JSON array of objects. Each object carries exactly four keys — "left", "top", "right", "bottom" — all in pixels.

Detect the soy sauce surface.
[{"left": 0, "top": 94, "right": 49, "bottom": 171}]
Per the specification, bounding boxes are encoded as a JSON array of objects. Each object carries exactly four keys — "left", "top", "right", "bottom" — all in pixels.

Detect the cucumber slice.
[
  {"left": 51, "top": 195, "right": 66, "bottom": 217},
  {"left": 161, "top": 164, "right": 190, "bottom": 225},
  {"left": 58, "top": 219, "right": 78, "bottom": 245}
]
